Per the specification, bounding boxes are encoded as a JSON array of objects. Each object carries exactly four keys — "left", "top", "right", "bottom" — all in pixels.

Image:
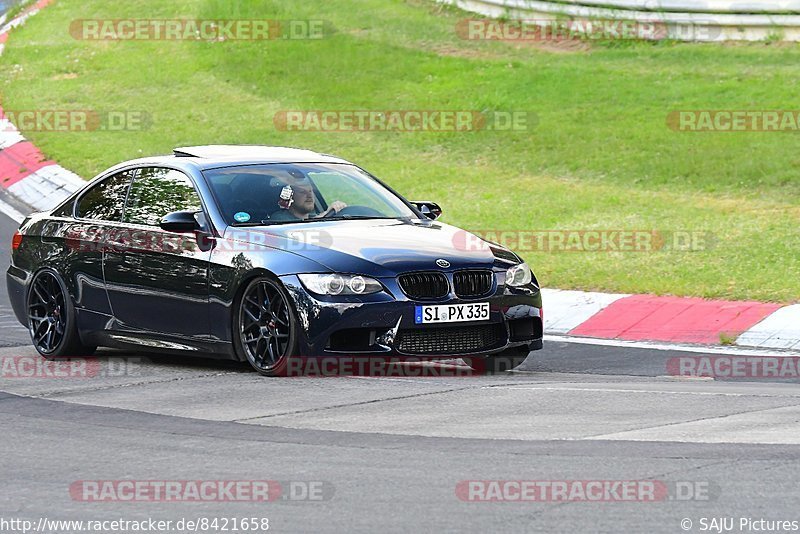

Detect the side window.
[
  {"left": 76, "top": 170, "right": 135, "bottom": 221},
  {"left": 124, "top": 167, "right": 202, "bottom": 227}
]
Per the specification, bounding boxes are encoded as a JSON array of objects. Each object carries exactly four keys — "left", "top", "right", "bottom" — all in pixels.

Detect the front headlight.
[
  {"left": 506, "top": 262, "right": 533, "bottom": 287},
  {"left": 298, "top": 273, "right": 383, "bottom": 296}
]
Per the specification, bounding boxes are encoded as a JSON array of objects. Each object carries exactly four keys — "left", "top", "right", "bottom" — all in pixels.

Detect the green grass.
[
  {"left": 1, "top": 0, "right": 798, "bottom": 302},
  {"left": 719, "top": 332, "right": 737, "bottom": 345}
]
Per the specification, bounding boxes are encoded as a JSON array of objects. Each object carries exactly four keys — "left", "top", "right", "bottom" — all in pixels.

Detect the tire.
[
  {"left": 233, "top": 276, "right": 299, "bottom": 377},
  {"left": 27, "top": 269, "right": 97, "bottom": 359},
  {"left": 463, "top": 345, "right": 530, "bottom": 374}
]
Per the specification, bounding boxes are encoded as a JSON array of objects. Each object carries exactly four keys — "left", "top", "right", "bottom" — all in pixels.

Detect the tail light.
[{"left": 11, "top": 230, "right": 23, "bottom": 251}]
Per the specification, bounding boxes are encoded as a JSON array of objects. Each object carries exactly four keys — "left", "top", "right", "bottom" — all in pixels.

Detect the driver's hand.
[
  {"left": 320, "top": 201, "right": 347, "bottom": 217},
  {"left": 329, "top": 201, "right": 347, "bottom": 213}
]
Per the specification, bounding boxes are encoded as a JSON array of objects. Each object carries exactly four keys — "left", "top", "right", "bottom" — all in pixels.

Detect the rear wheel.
[
  {"left": 233, "top": 277, "right": 298, "bottom": 376},
  {"left": 27, "top": 269, "right": 96, "bottom": 359},
  {"left": 463, "top": 345, "right": 530, "bottom": 374}
]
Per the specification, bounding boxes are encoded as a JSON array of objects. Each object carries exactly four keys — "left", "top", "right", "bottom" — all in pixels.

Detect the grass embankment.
[{"left": 0, "top": 0, "right": 798, "bottom": 301}]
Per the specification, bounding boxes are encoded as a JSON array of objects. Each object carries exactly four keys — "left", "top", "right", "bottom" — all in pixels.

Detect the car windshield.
[{"left": 203, "top": 163, "right": 418, "bottom": 226}]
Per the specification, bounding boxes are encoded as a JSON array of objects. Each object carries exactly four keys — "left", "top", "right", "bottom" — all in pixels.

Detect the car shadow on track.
[{"left": 84, "top": 349, "right": 532, "bottom": 379}]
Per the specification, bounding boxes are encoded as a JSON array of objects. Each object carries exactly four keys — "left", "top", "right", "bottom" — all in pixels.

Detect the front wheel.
[
  {"left": 463, "top": 346, "right": 530, "bottom": 374},
  {"left": 27, "top": 269, "right": 96, "bottom": 359},
  {"left": 233, "top": 277, "right": 299, "bottom": 376}
]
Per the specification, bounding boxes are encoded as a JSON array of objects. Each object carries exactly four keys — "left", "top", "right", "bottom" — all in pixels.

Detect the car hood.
[{"left": 225, "top": 219, "right": 500, "bottom": 277}]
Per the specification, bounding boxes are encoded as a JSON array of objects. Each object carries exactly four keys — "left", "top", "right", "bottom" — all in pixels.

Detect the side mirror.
[
  {"left": 411, "top": 201, "right": 442, "bottom": 220},
  {"left": 160, "top": 211, "right": 200, "bottom": 233}
]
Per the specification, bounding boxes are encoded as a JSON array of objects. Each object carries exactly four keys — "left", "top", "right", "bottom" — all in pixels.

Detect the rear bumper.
[
  {"left": 6, "top": 266, "right": 29, "bottom": 327},
  {"left": 279, "top": 274, "right": 543, "bottom": 359}
]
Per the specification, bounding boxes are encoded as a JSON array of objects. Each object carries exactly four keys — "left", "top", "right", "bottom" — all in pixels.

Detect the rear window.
[
  {"left": 123, "top": 167, "right": 203, "bottom": 227},
  {"left": 76, "top": 170, "right": 135, "bottom": 221}
]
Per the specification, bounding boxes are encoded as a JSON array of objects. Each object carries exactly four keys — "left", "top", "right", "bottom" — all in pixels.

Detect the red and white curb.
[
  {"left": 542, "top": 289, "right": 800, "bottom": 351},
  {"left": 0, "top": 0, "right": 84, "bottom": 212},
  {"left": 0, "top": 0, "right": 798, "bottom": 353}
]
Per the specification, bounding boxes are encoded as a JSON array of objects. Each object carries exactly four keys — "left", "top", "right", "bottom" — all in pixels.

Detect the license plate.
[{"left": 414, "top": 303, "right": 490, "bottom": 324}]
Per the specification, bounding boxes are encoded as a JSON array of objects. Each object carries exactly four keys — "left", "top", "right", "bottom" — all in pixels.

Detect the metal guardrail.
[
  {"left": 540, "top": 0, "right": 800, "bottom": 13},
  {"left": 0, "top": 0, "right": 19, "bottom": 18},
  {"left": 443, "top": 0, "right": 800, "bottom": 40}
]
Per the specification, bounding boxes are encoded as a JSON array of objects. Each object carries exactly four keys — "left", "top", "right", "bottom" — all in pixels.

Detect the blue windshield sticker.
[{"left": 234, "top": 212, "right": 251, "bottom": 223}]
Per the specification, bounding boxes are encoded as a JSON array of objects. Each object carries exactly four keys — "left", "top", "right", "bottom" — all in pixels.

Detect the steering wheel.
[{"left": 323, "top": 205, "right": 384, "bottom": 218}]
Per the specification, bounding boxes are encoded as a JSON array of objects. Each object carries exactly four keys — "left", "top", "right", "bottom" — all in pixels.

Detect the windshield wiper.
[
  {"left": 315, "top": 215, "right": 400, "bottom": 222},
  {"left": 230, "top": 221, "right": 272, "bottom": 227},
  {"left": 230, "top": 216, "right": 402, "bottom": 227}
]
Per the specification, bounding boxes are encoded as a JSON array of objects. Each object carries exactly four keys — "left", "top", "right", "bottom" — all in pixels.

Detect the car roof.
[{"left": 105, "top": 145, "right": 354, "bottom": 174}]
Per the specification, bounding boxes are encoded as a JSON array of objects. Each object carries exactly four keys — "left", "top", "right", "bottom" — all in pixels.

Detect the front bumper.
[{"left": 279, "top": 274, "right": 543, "bottom": 359}]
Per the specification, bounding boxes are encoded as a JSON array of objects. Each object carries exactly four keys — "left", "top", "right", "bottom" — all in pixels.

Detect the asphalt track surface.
[{"left": 1, "top": 209, "right": 799, "bottom": 533}]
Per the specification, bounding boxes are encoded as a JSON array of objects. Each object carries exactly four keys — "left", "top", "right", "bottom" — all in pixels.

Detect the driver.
[{"left": 269, "top": 172, "right": 347, "bottom": 221}]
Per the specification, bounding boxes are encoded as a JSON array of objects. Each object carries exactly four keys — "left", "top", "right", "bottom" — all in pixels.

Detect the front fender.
[{"left": 206, "top": 234, "right": 331, "bottom": 344}]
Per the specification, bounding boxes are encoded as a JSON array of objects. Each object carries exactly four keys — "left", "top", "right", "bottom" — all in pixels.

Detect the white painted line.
[
  {"left": 490, "top": 386, "right": 797, "bottom": 398},
  {"left": 0, "top": 197, "right": 25, "bottom": 223},
  {"left": 543, "top": 334, "right": 800, "bottom": 357},
  {"left": 585, "top": 404, "right": 800, "bottom": 444},
  {"left": 660, "top": 375, "right": 715, "bottom": 381}
]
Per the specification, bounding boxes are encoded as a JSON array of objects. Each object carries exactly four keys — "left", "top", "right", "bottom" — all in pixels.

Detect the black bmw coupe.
[{"left": 7, "top": 146, "right": 543, "bottom": 376}]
